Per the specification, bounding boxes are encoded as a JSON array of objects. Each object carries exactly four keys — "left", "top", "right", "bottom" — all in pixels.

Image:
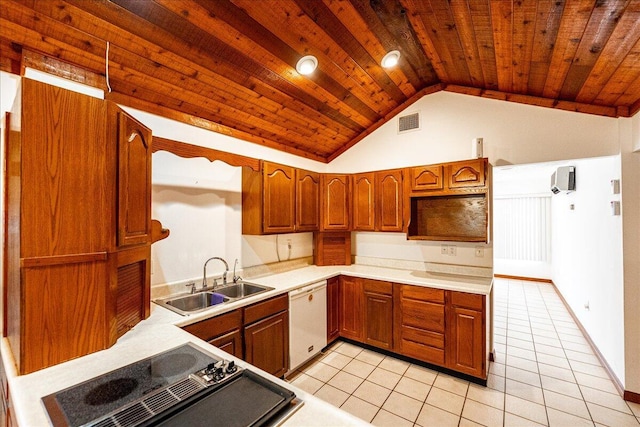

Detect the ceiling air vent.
[{"left": 398, "top": 112, "right": 420, "bottom": 134}]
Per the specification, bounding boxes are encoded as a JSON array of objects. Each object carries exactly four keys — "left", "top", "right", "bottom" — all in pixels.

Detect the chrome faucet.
[{"left": 202, "top": 257, "right": 229, "bottom": 290}]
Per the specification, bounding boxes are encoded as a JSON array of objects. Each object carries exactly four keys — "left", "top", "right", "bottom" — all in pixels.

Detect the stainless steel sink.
[
  {"left": 213, "top": 282, "right": 274, "bottom": 299},
  {"left": 155, "top": 281, "right": 274, "bottom": 315},
  {"left": 161, "top": 292, "right": 229, "bottom": 314}
]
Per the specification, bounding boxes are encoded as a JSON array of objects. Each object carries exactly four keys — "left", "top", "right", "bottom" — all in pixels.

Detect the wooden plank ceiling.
[{"left": 2, "top": 0, "right": 640, "bottom": 162}]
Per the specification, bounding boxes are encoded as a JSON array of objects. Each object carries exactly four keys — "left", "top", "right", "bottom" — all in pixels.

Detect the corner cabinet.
[
  {"left": 321, "top": 174, "right": 351, "bottom": 231},
  {"left": 5, "top": 79, "right": 162, "bottom": 374},
  {"left": 242, "top": 162, "right": 318, "bottom": 234},
  {"left": 295, "top": 169, "right": 320, "bottom": 231}
]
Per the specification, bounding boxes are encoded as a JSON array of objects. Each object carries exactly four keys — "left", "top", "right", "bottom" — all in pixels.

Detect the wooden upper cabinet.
[
  {"left": 116, "top": 109, "right": 152, "bottom": 247},
  {"left": 409, "top": 165, "right": 443, "bottom": 192},
  {"left": 295, "top": 169, "right": 319, "bottom": 232},
  {"left": 352, "top": 169, "right": 403, "bottom": 232},
  {"left": 447, "top": 159, "right": 486, "bottom": 189},
  {"left": 352, "top": 173, "right": 375, "bottom": 231},
  {"left": 263, "top": 162, "right": 296, "bottom": 233},
  {"left": 242, "top": 163, "right": 314, "bottom": 234},
  {"left": 321, "top": 174, "right": 351, "bottom": 231},
  {"left": 376, "top": 169, "right": 403, "bottom": 232}
]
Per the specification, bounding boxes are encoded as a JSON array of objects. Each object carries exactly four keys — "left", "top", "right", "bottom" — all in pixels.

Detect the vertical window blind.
[{"left": 494, "top": 196, "right": 551, "bottom": 262}]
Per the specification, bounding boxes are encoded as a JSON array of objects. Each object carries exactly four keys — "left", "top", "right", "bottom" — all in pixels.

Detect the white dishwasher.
[{"left": 289, "top": 280, "right": 327, "bottom": 371}]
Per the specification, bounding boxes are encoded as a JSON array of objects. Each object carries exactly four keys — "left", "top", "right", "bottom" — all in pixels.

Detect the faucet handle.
[
  {"left": 233, "top": 259, "right": 242, "bottom": 283},
  {"left": 185, "top": 282, "right": 196, "bottom": 294}
]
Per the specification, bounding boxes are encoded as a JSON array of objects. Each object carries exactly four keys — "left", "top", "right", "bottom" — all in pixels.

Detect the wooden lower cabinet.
[
  {"left": 181, "top": 294, "right": 289, "bottom": 377},
  {"left": 446, "top": 292, "right": 485, "bottom": 378},
  {"left": 394, "top": 285, "right": 445, "bottom": 366},
  {"left": 327, "top": 277, "right": 340, "bottom": 343},
  {"left": 209, "top": 329, "right": 243, "bottom": 359},
  {"left": 363, "top": 280, "right": 393, "bottom": 350},
  {"left": 339, "top": 276, "right": 363, "bottom": 341},
  {"left": 182, "top": 309, "right": 244, "bottom": 359},
  {"left": 245, "top": 311, "right": 289, "bottom": 378},
  {"left": 334, "top": 277, "right": 487, "bottom": 380}
]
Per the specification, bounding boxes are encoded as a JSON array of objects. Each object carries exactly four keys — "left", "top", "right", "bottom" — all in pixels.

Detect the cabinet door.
[
  {"left": 352, "top": 173, "right": 375, "bottom": 231},
  {"left": 296, "top": 169, "right": 319, "bottom": 231},
  {"left": 446, "top": 306, "right": 484, "bottom": 377},
  {"left": 376, "top": 169, "right": 403, "bottom": 231},
  {"left": 448, "top": 159, "right": 486, "bottom": 189},
  {"left": 263, "top": 162, "right": 295, "bottom": 233},
  {"left": 321, "top": 174, "right": 350, "bottom": 231},
  {"left": 327, "top": 277, "right": 340, "bottom": 343},
  {"left": 210, "top": 329, "right": 243, "bottom": 359},
  {"left": 117, "top": 110, "right": 152, "bottom": 247},
  {"left": 339, "top": 276, "right": 363, "bottom": 341},
  {"left": 410, "top": 165, "right": 443, "bottom": 192},
  {"left": 364, "top": 291, "right": 393, "bottom": 350},
  {"left": 244, "top": 311, "right": 289, "bottom": 378}
]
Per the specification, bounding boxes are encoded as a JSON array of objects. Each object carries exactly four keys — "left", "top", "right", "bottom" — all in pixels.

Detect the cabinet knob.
[{"left": 308, "top": 294, "right": 313, "bottom": 302}]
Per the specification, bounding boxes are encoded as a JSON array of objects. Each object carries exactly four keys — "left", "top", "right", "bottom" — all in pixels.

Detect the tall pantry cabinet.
[{"left": 5, "top": 78, "right": 156, "bottom": 374}]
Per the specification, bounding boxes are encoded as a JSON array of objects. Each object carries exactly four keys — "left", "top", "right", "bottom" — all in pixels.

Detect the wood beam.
[{"left": 445, "top": 84, "right": 621, "bottom": 117}]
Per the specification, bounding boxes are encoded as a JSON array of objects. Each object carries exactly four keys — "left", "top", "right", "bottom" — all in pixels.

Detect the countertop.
[{"left": 2, "top": 264, "right": 493, "bottom": 427}]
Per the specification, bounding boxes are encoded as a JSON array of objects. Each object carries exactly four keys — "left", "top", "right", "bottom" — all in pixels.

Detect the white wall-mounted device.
[
  {"left": 472, "top": 137, "right": 483, "bottom": 158},
  {"left": 551, "top": 166, "right": 576, "bottom": 194}
]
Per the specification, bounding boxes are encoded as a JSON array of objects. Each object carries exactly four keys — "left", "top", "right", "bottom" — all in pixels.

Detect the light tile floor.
[{"left": 287, "top": 278, "right": 640, "bottom": 426}]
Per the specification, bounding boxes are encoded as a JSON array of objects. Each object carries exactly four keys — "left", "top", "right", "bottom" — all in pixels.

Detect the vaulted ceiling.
[{"left": 1, "top": 0, "right": 640, "bottom": 162}]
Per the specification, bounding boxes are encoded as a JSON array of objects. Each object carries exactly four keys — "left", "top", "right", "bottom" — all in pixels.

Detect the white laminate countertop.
[{"left": 2, "top": 264, "right": 493, "bottom": 427}]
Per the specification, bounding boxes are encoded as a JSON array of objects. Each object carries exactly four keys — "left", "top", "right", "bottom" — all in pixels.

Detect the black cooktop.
[{"left": 42, "top": 343, "right": 219, "bottom": 427}]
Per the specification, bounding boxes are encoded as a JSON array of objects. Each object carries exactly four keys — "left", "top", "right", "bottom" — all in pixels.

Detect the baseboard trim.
[
  {"left": 624, "top": 390, "right": 640, "bottom": 404},
  {"left": 494, "top": 274, "right": 553, "bottom": 284},
  {"left": 549, "top": 282, "right": 632, "bottom": 400}
]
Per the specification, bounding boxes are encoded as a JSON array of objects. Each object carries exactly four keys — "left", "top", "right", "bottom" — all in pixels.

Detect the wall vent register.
[{"left": 398, "top": 112, "right": 420, "bottom": 133}]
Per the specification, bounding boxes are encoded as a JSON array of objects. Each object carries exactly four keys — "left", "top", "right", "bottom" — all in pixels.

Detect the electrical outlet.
[
  {"left": 448, "top": 245, "right": 457, "bottom": 256},
  {"left": 475, "top": 247, "right": 484, "bottom": 257},
  {"left": 286, "top": 239, "right": 292, "bottom": 249},
  {"left": 441, "top": 245, "right": 448, "bottom": 255}
]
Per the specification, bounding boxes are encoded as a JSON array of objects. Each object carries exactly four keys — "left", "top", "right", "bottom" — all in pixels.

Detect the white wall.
[
  {"left": 328, "top": 91, "right": 621, "bottom": 172},
  {"left": 619, "top": 117, "right": 640, "bottom": 394},
  {"left": 551, "top": 156, "right": 625, "bottom": 385}
]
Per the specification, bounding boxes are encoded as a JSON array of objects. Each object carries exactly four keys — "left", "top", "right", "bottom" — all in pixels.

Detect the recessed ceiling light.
[
  {"left": 296, "top": 55, "right": 318, "bottom": 75},
  {"left": 381, "top": 50, "right": 401, "bottom": 68}
]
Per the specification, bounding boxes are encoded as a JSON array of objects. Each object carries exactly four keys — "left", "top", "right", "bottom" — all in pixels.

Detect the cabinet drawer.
[
  {"left": 400, "top": 285, "right": 444, "bottom": 303},
  {"left": 398, "top": 328, "right": 445, "bottom": 366},
  {"left": 362, "top": 279, "right": 392, "bottom": 295},
  {"left": 449, "top": 291, "right": 484, "bottom": 310},
  {"left": 244, "top": 294, "right": 288, "bottom": 325},
  {"left": 401, "top": 325, "right": 444, "bottom": 349},
  {"left": 183, "top": 309, "right": 242, "bottom": 341},
  {"left": 401, "top": 299, "right": 445, "bottom": 333}
]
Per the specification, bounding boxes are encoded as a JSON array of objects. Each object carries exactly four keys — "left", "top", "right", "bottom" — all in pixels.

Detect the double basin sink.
[{"left": 155, "top": 281, "right": 274, "bottom": 316}]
